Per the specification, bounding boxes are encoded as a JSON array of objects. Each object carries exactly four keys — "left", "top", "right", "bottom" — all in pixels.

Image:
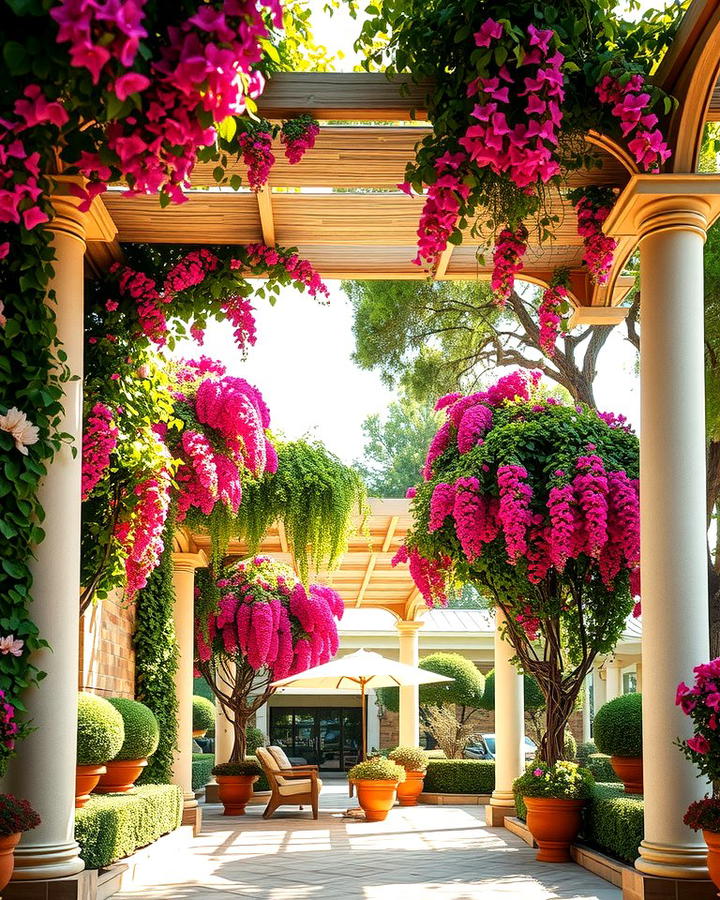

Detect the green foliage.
[
  {"left": 107, "top": 698, "right": 160, "bottom": 761},
  {"left": 564, "top": 730, "right": 578, "bottom": 762},
  {"left": 480, "top": 669, "right": 545, "bottom": 712},
  {"left": 388, "top": 746, "right": 428, "bottom": 772},
  {"left": 76, "top": 693, "right": 125, "bottom": 766},
  {"left": 236, "top": 439, "right": 368, "bottom": 584},
  {"left": 377, "top": 653, "right": 485, "bottom": 716},
  {"left": 353, "top": 397, "right": 441, "bottom": 497},
  {"left": 134, "top": 530, "right": 178, "bottom": 783},
  {"left": 212, "top": 761, "right": 262, "bottom": 777},
  {"left": 582, "top": 782, "right": 644, "bottom": 864},
  {"left": 423, "top": 759, "right": 495, "bottom": 794},
  {"left": 586, "top": 753, "right": 619, "bottom": 783},
  {"left": 192, "top": 696, "right": 216, "bottom": 733},
  {"left": 247, "top": 755, "right": 270, "bottom": 792},
  {"left": 74, "top": 784, "right": 182, "bottom": 870},
  {"left": 576, "top": 740, "right": 597, "bottom": 767},
  {"left": 349, "top": 757, "right": 406, "bottom": 782},
  {"left": 593, "top": 693, "right": 643, "bottom": 758},
  {"left": 703, "top": 223, "right": 720, "bottom": 441},
  {"left": 192, "top": 754, "right": 214, "bottom": 792},
  {"left": 246, "top": 726, "right": 266, "bottom": 755},
  {"left": 513, "top": 760, "right": 594, "bottom": 800}
]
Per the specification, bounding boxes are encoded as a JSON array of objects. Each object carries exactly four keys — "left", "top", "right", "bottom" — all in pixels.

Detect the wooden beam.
[
  {"left": 434, "top": 244, "right": 454, "bottom": 279},
  {"left": 256, "top": 185, "right": 276, "bottom": 245},
  {"left": 382, "top": 516, "right": 399, "bottom": 553},
  {"left": 277, "top": 521, "right": 288, "bottom": 554},
  {"left": 355, "top": 554, "right": 377, "bottom": 607}
]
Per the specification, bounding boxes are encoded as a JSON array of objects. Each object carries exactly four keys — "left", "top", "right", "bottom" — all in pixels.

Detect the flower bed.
[
  {"left": 74, "top": 784, "right": 182, "bottom": 870},
  {"left": 422, "top": 759, "right": 494, "bottom": 794},
  {"left": 192, "top": 754, "right": 214, "bottom": 793}
]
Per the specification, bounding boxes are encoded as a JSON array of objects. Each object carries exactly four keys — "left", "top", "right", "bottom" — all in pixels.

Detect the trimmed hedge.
[
  {"left": 593, "top": 693, "right": 643, "bottom": 758},
  {"left": 77, "top": 693, "right": 125, "bottom": 766},
  {"left": 586, "top": 752, "right": 620, "bottom": 783},
  {"left": 108, "top": 698, "right": 160, "bottom": 761},
  {"left": 74, "top": 784, "right": 182, "bottom": 870},
  {"left": 583, "top": 782, "right": 644, "bottom": 865},
  {"left": 423, "top": 759, "right": 495, "bottom": 794},
  {"left": 192, "top": 753, "right": 214, "bottom": 792}
]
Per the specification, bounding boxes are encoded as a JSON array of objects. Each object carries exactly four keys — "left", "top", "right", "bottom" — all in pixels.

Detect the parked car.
[{"left": 464, "top": 734, "right": 537, "bottom": 761}]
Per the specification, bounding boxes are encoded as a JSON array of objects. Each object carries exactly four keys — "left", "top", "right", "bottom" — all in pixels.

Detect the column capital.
[
  {"left": 172, "top": 551, "right": 207, "bottom": 574},
  {"left": 395, "top": 619, "right": 424, "bottom": 634},
  {"left": 605, "top": 174, "right": 720, "bottom": 242},
  {"left": 48, "top": 175, "right": 117, "bottom": 244}
]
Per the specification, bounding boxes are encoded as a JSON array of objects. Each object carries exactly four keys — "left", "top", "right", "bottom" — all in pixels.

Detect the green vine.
[
  {"left": 133, "top": 521, "right": 178, "bottom": 784},
  {"left": 236, "top": 439, "right": 368, "bottom": 584}
]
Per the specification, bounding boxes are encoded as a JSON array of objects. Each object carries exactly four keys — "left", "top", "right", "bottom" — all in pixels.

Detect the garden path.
[{"left": 113, "top": 781, "right": 620, "bottom": 900}]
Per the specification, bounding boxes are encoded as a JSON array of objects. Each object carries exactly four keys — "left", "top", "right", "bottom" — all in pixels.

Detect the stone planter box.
[{"left": 418, "top": 792, "right": 491, "bottom": 806}]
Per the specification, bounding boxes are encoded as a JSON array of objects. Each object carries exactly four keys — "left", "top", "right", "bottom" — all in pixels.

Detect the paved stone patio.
[{"left": 115, "top": 781, "right": 620, "bottom": 900}]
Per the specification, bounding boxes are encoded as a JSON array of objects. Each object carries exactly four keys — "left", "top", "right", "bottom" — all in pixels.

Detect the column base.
[
  {"left": 10, "top": 839, "right": 85, "bottom": 881},
  {"left": 486, "top": 791, "right": 517, "bottom": 827},
  {"left": 624, "top": 867, "right": 716, "bottom": 900},
  {"left": 181, "top": 798, "right": 202, "bottom": 835},
  {"left": 636, "top": 840, "right": 709, "bottom": 879},
  {"left": 6, "top": 869, "right": 95, "bottom": 899}
]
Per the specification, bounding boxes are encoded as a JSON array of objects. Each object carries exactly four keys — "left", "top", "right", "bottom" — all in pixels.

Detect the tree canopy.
[{"left": 479, "top": 669, "right": 545, "bottom": 713}]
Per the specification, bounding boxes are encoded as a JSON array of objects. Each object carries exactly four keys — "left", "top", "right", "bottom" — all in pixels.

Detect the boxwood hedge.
[
  {"left": 422, "top": 759, "right": 494, "bottom": 794},
  {"left": 192, "top": 753, "right": 214, "bottom": 792},
  {"left": 583, "top": 782, "right": 644, "bottom": 864},
  {"left": 74, "top": 784, "right": 182, "bottom": 870}
]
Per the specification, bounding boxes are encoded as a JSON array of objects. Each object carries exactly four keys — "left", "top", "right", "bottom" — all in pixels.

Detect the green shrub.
[
  {"left": 586, "top": 752, "right": 620, "bottom": 783},
  {"left": 348, "top": 758, "right": 406, "bottom": 782},
  {"left": 576, "top": 740, "right": 597, "bottom": 767},
  {"left": 247, "top": 755, "right": 269, "bottom": 792},
  {"left": 108, "top": 698, "right": 160, "bottom": 760},
  {"left": 481, "top": 670, "right": 545, "bottom": 711},
  {"left": 74, "top": 785, "right": 182, "bottom": 870},
  {"left": 583, "top": 782, "right": 644, "bottom": 864},
  {"left": 246, "top": 725, "right": 265, "bottom": 755},
  {"left": 192, "top": 754, "right": 214, "bottom": 792},
  {"left": 212, "top": 761, "right": 262, "bottom": 777},
  {"left": 423, "top": 759, "right": 495, "bottom": 794},
  {"left": 192, "top": 696, "right": 215, "bottom": 733},
  {"left": 593, "top": 693, "right": 642, "bottom": 758},
  {"left": 77, "top": 693, "right": 125, "bottom": 766},
  {"left": 514, "top": 760, "right": 594, "bottom": 800},
  {"left": 388, "top": 746, "right": 428, "bottom": 772},
  {"left": 564, "top": 730, "right": 577, "bottom": 761},
  {"left": 377, "top": 652, "right": 485, "bottom": 713},
  {"left": 424, "top": 749, "right": 447, "bottom": 759}
]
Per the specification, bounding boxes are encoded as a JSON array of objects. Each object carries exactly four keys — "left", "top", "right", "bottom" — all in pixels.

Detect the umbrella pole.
[{"left": 361, "top": 679, "right": 367, "bottom": 761}]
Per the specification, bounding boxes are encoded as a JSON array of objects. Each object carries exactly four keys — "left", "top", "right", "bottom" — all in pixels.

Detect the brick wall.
[{"left": 79, "top": 591, "right": 136, "bottom": 698}]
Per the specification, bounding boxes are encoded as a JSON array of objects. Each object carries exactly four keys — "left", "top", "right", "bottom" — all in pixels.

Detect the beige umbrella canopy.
[{"left": 271, "top": 648, "right": 454, "bottom": 760}]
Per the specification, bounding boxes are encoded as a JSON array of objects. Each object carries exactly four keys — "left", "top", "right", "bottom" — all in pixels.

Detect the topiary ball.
[
  {"left": 77, "top": 692, "right": 125, "bottom": 766},
  {"left": 593, "top": 693, "right": 642, "bottom": 758},
  {"left": 107, "top": 698, "right": 160, "bottom": 761},
  {"left": 192, "top": 696, "right": 215, "bottom": 733}
]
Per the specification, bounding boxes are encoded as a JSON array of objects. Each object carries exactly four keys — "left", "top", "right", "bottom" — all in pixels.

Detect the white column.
[
  {"left": 635, "top": 212, "right": 710, "bottom": 879},
  {"left": 214, "top": 699, "right": 234, "bottom": 767},
  {"left": 582, "top": 676, "right": 592, "bottom": 743},
  {"left": 635, "top": 662, "right": 643, "bottom": 694},
  {"left": 396, "top": 620, "right": 423, "bottom": 746},
  {"left": 604, "top": 659, "right": 622, "bottom": 702},
  {"left": 487, "top": 608, "right": 524, "bottom": 826},
  {"left": 592, "top": 665, "right": 607, "bottom": 719},
  {"left": 172, "top": 552, "right": 205, "bottom": 825},
  {"left": 3, "top": 195, "right": 87, "bottom": 880},
  {"left": 367, "top": 689, "right": 381, "bottom": 753},
  {"left": 255, "top": 703, "right": 268, "bottom": 743}
]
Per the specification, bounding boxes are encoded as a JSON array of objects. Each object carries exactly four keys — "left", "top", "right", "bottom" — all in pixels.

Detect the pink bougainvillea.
[
  {"left": 490, "top": 226, "right": 528, "bottom": 306},
  {"left": 595, "top": 74, "right": 671, "bottom": 171},
  {"left": 238, "top": 128, "right": 275, "bottom": 191},
  {"left": 538, "top": 285, "right": 568, "bottom": 357},
  {"left": 81, "top": 402, "right": 119, "bottom": 500},
  {"left": 429, "top": 482, "right": 456, "bottom": 532},
  {"left": 281, "top": 115, "right": 320, "bottom": 164},
  {"left": 574, "top": 195, "right": 618, "bottom": 285},
  {"left": 497, "top": 464, "right": 533, "bottom": 563}
]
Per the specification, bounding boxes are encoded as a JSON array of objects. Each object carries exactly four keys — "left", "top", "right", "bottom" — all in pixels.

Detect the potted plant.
[
  {"left": 0, "top": 795, "right": 40, "bottom": 891},
  {"left": 348, "top": 757, "right": 405, "bottom": 822},
  {"left": 514, "top": 761, "right": 594, "bottom": 862},
  {"left": 677, "top": 660, "right": 720, "bottom": 891},
  {"left": 388, "top": 746, "right": 428, "bottom": 806},
  {"left": 212, "top": 761, "right": 262, "bottom": 815},
  {"left": 593, "top": 693, "right": 642, "bottom": 793},
  {"left": 96, "top": 698, "right": 160, "bottom": 793},
  {"left": 192, "top": 696, "right": 215, "bottom": 739},
  {"left": 76, "top": 692, "right": 125, "bottom": 808}
]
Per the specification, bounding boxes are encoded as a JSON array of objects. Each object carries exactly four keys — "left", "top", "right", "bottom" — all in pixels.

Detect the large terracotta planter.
[
  {"left": 396, "top": 771, "right": 425, "bottom": 807},
  {"left": 192, "top": 729, "right": 206, "bottom": 739},
  {"left": 610, "top": 756, "right": 643, "bottom": 794},
  {"left": 524, "top": 796, "right": 585, "bottom": 862},
  {"left": 0, "top": 833, "right": 20, "bottom": 892},
  {"left": 354, "top": 779, "right": 398, "bottom": 822},
  {"left": 216, "top": 774, "right": 259, "bottom": 815},
  {"left": 704, "top": 830, "right": 720, "bottom": 893},
  {"left": 75, "top": 764, "right": 106, "bottom": 808},
  {"left": 96, "top": 758, "right": 147, "bottom": 794}
]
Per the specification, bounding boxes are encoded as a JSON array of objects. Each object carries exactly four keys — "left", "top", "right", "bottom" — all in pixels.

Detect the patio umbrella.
[{"left": 270, "top": 648, "right": 454, "bottom": 760}]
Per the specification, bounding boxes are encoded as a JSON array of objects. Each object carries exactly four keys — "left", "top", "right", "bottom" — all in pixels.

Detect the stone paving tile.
[{"left": 114, "top": 782, "right": 621, "bottom": 900}]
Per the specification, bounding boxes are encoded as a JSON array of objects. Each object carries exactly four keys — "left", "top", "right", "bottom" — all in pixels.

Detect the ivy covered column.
[
  {"left": 4, "top": 188, "right": 88, "bottom": 881},
  {"left": 486, "top": 609, "right": 524, "bottom": 827},
  {"left": 396, "top": 620, "right": 423, "bottom": 746},
  {"left": 171, "top": 551, "right": 206, "bottom": 832}
]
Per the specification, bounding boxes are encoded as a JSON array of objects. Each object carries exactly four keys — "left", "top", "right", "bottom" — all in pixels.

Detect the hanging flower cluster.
[
  {"left": 0, "top": 690, "right": 19, "bottom": 753},
  {"left": 196, "top": 556, "right": 344, "bottom": 679},
  {"left": 490, "top": 225, "right": 528, "bottom": 305},
  {"left": 570, "top": 189, "right": 618, "bottom": 285},
  {"left": 281, "top": 114, "right": 321, "bottom": 164},
  {"left": 81, "top": 403, "right": 119, "bottom": 500},
  {"left": 238, "top": 127, "right": 275, "bottom": 191},
  {"left": 538, "top": 284, "right": 569, "bottom": 357},
  {"left": 242, "top": 244, "right": 330, "bottom": 299},
  {"left": 595, "top": 74, "right": 671, "bottom": 171},
  {"left": 677, "top": 660, "right": 720, "bottom": 786}
]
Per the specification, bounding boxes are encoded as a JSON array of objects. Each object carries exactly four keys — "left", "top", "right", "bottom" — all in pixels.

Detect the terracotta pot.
[
  {"left": 524, "top": 796, "right": 585, "bottom": 862},
  {"left": 75, "top": 764, "right": 106, "bottom": 808},
  {"left": 95, "top": 758, "right": 147, "bottom": 794},
  {"left": 354, "top": 779, "right": 398, "bottom": 822},
  {"left": 0, "top": 832, "right": 20, "bottom": 892},
  {"left": 704, "top": 830, "right": 720, "bottom": 893},
  {"left": 216, "top": 774, "right": 259, "bottom": 816},
  {"left": 610, "top": 756, "right": 643, "bottom": 794},
  {"left": 396, "top": 770, "right": 425, "bottom": 807},
  {"left": 192, "top": 729, "right": 206, "bottom": 738}
]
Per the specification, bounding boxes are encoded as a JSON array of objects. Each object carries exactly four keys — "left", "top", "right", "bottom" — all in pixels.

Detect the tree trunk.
[
  {"left": 231, "top": 710, "right": 250, "bottom": 763},
  {"left": 540, "top": 690, "right": 576, "bottom": 767}
]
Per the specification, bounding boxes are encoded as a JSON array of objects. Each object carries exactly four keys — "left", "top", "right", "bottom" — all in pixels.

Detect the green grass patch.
[
  {"left": 423, "top": 759, "right": 495, "bottom": 794},
  {"left": 75, "top": 784, "right": 182, "bottom": 870}
]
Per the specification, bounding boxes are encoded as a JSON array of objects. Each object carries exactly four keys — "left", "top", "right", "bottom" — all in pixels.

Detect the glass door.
[
  {"left": 341, "top": 708, "right": 361, "bottom": 770},
  {"left": 317, "top": 710, "right": 342, "bottom": 770},
  {"left": 270, "top": 706, "right": 365, "bottom": 769},
  {"left": 292, "top": 710, "right": 318, "bottom": 765}
]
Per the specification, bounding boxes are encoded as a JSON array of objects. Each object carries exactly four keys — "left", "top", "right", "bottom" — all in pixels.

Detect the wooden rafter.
[
  {"left": 256, "top": 185, "right": 276, "bottom": 246},
  {"left": 382, "top": 516, "right": 399, "bottom": 553},
  {"left": 355, "top": 554, "right": 378, "bottom": 608},
  {"left": 434, "top": 244, "right": 454, "bottom": 279}
]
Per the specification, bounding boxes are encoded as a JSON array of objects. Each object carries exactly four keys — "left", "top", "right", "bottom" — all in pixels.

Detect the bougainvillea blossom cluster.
[
  {"left": 81, "top": 402, "right": 119, "bottom": 500},
  {"left": 0, "top": 690, "right": 19, "bottom": 752},
  {"left": 280, "top": 114, "right": 320, "bottom": 164},
  {"left": 238, "top": 128, "right": 275, "bottom": 191},
  {"left": 490, "top": 225, "right": 528, "bottom": 305},
  {"left": 677, "top": 659, "right": 720, "bottom": 787},
  {"left": 538, "top": 284, "right": 568, "bottom": 357},
  {"left": 595, "top": 74, "right": 671, "bottom": 171},
  {"left": 574, "top": 194, "right": 618, "bottom": 285}
]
